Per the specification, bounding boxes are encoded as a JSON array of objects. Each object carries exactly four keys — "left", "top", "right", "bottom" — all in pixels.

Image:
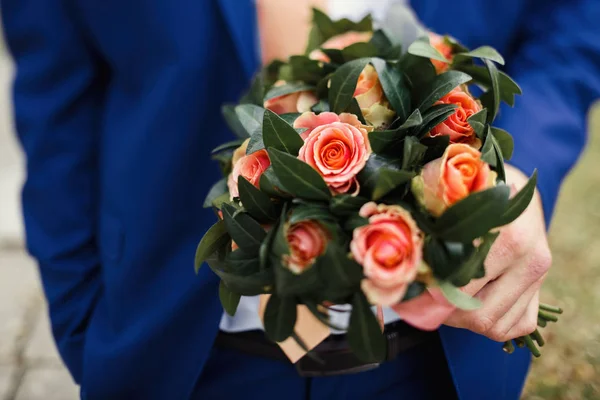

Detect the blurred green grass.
[{"left": 523, "top": 104, "right": 600, "bottom": 399}]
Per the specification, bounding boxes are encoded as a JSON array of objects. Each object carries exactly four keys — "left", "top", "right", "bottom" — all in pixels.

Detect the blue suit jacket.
[{"left": 2, "top": 0, "right": 599, "bottom": 398}]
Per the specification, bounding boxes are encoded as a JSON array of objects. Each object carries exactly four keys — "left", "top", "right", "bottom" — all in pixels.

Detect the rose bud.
[
  {"left": 350, "top": 202, "right": 424, "bottom": 307},
  {"left": 429, "top": 86, "right": 483, "bottom": 148},
  {"left": 412, "top": 143, "right": 497, "bottom": 217},
  {"left": 295, "top": 112, "right": 372, "bottom": 195},
  {"left": 309, "top": 31, "right": 373, "bottom": 63},
  {"left": 264, "top": 80, "right": 318, "bottom": 114},
  {"left": 353, "top": 65, "right": 395, "bottom": 129},
  {"left": 429, "top": 32, "right": 453, "bottom": 74},
  {"left": 284, "top": 220, "right": 330, "bottom": 274},
  {"left": 227, "top": 141, "right": 271, "bottom": 199}
]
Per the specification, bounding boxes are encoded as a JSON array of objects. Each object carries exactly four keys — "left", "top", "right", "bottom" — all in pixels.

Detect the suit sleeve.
[
  {"left": 2, "top": 1, "right": 104, "bottom": 383},
  {"left": 497, "top": 0, "right": 600, "bottom": 223}
]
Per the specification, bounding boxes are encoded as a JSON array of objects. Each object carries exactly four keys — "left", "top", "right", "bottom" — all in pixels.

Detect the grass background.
[{"left": 523, "top": 105, "right": 600, "bottom": 399}]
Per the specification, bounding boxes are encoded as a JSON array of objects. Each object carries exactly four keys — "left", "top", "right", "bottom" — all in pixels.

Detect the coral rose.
[
  {"left": 227, "top": 143, "right": 270, "bottom": 199},
  {"left": 285, "top": 220, "right": 330, "bottom": 274},
  {"left": 309, "top": 31, "right": 373, "bottom": 63},
  {"left": 296, "top": 112, "right": 372, "bottom": 195},
  {"left": 412, "top": 143, "right": 497, "bottom": 217},
  {"left": 429, "top": 33, "right": 453, "bottom": 74},
  {"left": 264, "top": 80, "right": 318, "bottom": 114},
  {"left": 429, "top": 86, "right": 483, "bottom": 148},
  {"left": 353, "top": 65, "right": 395, "bottom": 129},
  {"left": 350, "top": 202, "right": 424, "bottom": 306}
]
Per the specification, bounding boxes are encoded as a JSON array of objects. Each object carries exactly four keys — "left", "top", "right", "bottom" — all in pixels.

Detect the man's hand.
[{"left": 444, "top": 165, "right": 552, "bottom": 341}]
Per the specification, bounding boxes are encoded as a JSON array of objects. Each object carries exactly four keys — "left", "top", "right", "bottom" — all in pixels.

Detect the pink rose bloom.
[
  {"left": 429, "top": 86, "right": 483, "bottom": 148},
  {"left": 429, "top": 32, "right": 453, "bottom": 74},
  {"left": 285, "top": 220, "right": 330, "bottom": 273},
  {"left": 309, "top": 31, "right": 373, "bottom": 63},
  {"left": 227, "top": 143, "right": 271, "bottom": 199},
  {"left": 264, "top": 80, "right": 318, "bottom": 114},
  {"left": 353, "top": 65, "right": 395, "bottom": 129},
  {"left": 350, "top": 202, "right": 424, "bottom": 306},
  {"left": 412, "top": 143, "right": 497, "bottom": 217},
  {"left": 296, "top": 112, "right": 371, "bottom": 195}
]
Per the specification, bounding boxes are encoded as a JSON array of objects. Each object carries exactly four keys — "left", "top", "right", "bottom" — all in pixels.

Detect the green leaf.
[
  {"left": 372, "top": 168, "right": 416, "bottom": 200},
  {"left": 416, "top": 104, "right": 458, "bottom": 138},
  {"left": 262, "top": 109, "right": 305, "bottom": 156},
  {"left": 329, "top": 58, "right": 370, "bottom": 114},
  {"left": 491, "top": 135, "right": 506, "bottom": 182},
  {"left": 203, "top": 178, "right": 228, "bottom": 208},
  {"left": 402, "top": 136, "right": 427, "bottom": 170},
  {"left": 437, "top": 281, "right": 481, "bottom": 310},
  {"left": 222, "top": 104, "right": 250, "bottom": 139},
  {"left": 347, "top": 292, "right": 387, "bottom": 363},
  {"left": 467, "top": 109, "right": 488, "bottom": 139},
  {"left": 329, "top": 195, "right": 369, "bottom": 216},
  {"left": 342, "top": 42, "right": 379, "bottom": 61},
  {"left": 317, "top": 243, "right": 363, "bottom": 289},
  {"left": 268, "top": 148, "right": 331, "bottom": 201},
  {"left": 237, "top": 177, "right": 278, "bottom": 222},
  {"left": 417, "top": 71, "right": 472, "bottom": 112},
  {"left": 455, "top": 65, "right": 521, "bottom": 107},
  {"left": 497, "top": 170, "right": 538, "bottom": 226},
  {"left": 221, "top": 203, "right": 266, "bottom": 253},
  {"left": 399, "top": 53, "right": 436, "bottom": 91},
  {"left": 264, "top": 83, "right": 315, "bottom": 101},
  {"left": 483, "top": 59, "right": 500, "bottom": 123},
  {"left": 226, "top": 248, "right": 261, "bottom": 275},
  {"left": 434, "top": 185, "right": 511, "bottom": 242},
  {"left": 275, "top": 259, "right": 323, "bottom": 296},
  {"left": 289, "top": 205, "right": 336, "bottom": 225},
  {"left": 219, "top": 281, "right": 241, "bottom": 316},
  {"left": 449, "top": 232, "right": 500, "bottom": 287},
  {"left": 407, "top": 37, "right": 450, "bottom": 63},
  {"left": 424, "top": 238, "right": 470, "bottom": 280},
  {"left": 357, "top": 154, "right": 402, "bottom": 197},
  {"left": 259, "top": 167, "right": 290, "bottom": 198},
  {"left": 235, "top": 104, "right": 265, "bottom": 138},
  {"left": 344, "top": 215, "right": 369, "bottom": 231},
  {"left": 344, "top": 98, "right": 367, "bottom": 124},
  {"left": 458, "top": 46, "right": 505, "bottom": 65},
  {"left": 195, "top": 220, "right": 230, "bottom": 273},
  {"left": 369, "top": 29, "right": 394, "bottom": 57},
  {"left": 491, "top": 127, "right": 514, "bottom": 160},
  {"left": 480, "top": 129, "right": 496, "bottom": 167},
  {"left": 263, "top": 294, "right": 297, "bottom": 342},
  {"left": 421, "top": 135, "right": 450, "bottom": 163},
  {"left": 371, "top": 58, "right": 411, "bottom": 121},
  {"left": 402, "top": 281, "right": 426, "bottom": 302},
  {"left": 280, "top": 56, "right": 324, "bottom": 84},
  {"left": 240, "top": 73, "right": 265, "bottom": 106},
  {"left": 311, "top": 100, "right": 330, "bottom": 113},
  {"left": 210, "top": 139, "right": 246, "bottom": 155}
]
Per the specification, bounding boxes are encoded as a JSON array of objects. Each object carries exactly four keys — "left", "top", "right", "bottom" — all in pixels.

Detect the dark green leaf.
[
  {"left": 358, "top": 154, "right": 402, "bottom": 197},
  {"left": 289, "top": 205, "right": 336, "bottom": 225},
  {"left": 497, "top": 170, "right": 538, "bottom": 226},
  {"left": 329, "top": 58, "right": 370, "bottom": 114},
  {"left": 203, "top": 178, "right": 228, "bottom": 208},
  {"left": 348, "top": 292, "right": 387, "bottom": 363},
  {"left": 240, "top": 73, "right": 265, "bottom": 106},
  {"left": 344, "top": 215, "right": 369, "bottom": 231},
  {"left": 417, "top": 71, "right": 472, "bottom": 112},
  {"left": 491, "top": 127, "right": 514, "bottom": 160},
  {"left": 311, "top": 100, "right": 330, "bottom": 113},
  {"left": 195, "top": 220, "right": 230, "bottom": 273},
  {"left": 259, "top": 168, "right": 288, "bottom": 198},
  {"left": 434, "top": 185, "right": 511, "bottom": 242},
  {"left": 263, "top": 294, "right": 297, "bottom": 342},
  {"left": 279, "top": 113, "right": 302, "bottom": 125},
  {"left": 235, "top": 104, "right": 265, "bottom": 143},
  {"left": 237, "top": 176, "right": 278, "bottom": 222},
  {"left": 219, "top": 281, "right": 241, "bottom": 316},
  {"left": 491, "top": 135, "right": 506, "bottom": 182},
  {"left": 455, "top": 65, "right": 521, "bottom": 107},
  {"left": 317, "top": 243, "right": 364, "bottom": 290},
  {"left": 407, "top": 37, "right": 450, "bottom": 63},
  {"left": 458, "top": 46, "right": 505, "bottom": 65},
  {"left": 226, "top": 248, "right": 261, "bottom": 275},
  {"left": 303, "top": 300, "right": 345, "bottom": 330},
  {"left": 402, "top": 136, "right": 428, "bottom": 170},
  {"left": 467, "top": 109, "right": 488, "bottom": 139},
  {"left": 483, "top": 59, "right": 500, "bottom": 123},
  {"left": 416, "top": 104, "right": 458, "bottom": 138},
  {"left": 369, "top": 29, "right": 393, "bottom": 56},
  {"left": 480, "top": 129, "right": 496, "bottom": 167},
  {"left": 211, "top": 268, "right": 274, "bottom": 296},
  {"left": 329, "top": 195, "right": 369, "bottom": 216},
  {"left": 421, "top": 135, "right": 450, "bottom": 163},
  {"left": 265, "top": 83, "right": 316, "bottom": 101},
  {"left": 372, "top": 168, "right": 416, "bottom": 200},
  {"left": 399, "top": 54, "right": 436, "bottom": 91},
  {"left": 342, "top": 42, "right": 379, "bottom": 61},
  {"left": 401, "top": 281, "right": 426, "bottom": 302},
  {"left": 262, "top": 109, "right": 305, "bottom": 155},
  {"left": 210, "top": 139, "right": 246, "bottom": 155},
  {"left": 371, "top": 58, "right": 411, "bottom": 121},
  {"left": 279, "top": 56, "right": 323, "bottom": 84},
  {"left": 222, "top": 104, "right": 250, "bottom": 139},
  {"left": 344, "top": 98, "right": 367, "bottom": 124},
  {"left": 268, "top": 148, "right": 331, "bottom": 201},
  {"left": 438, "top": 281, "right": 481, "bottom": 310},
  {"left": 275, "top": 259, "right": 323, "bottom": 296},
  {"left": 450, "top": 232, "right": 499, "bottom": 287},
  {"left": 424, "top": 238, "right": 470, "bottom": 280},
  {"left": 221, "top": 203, "right": 266, "bottom": 253}
]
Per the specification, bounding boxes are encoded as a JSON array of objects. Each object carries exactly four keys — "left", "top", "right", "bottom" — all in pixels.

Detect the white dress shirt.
[{"left": 220, "top": 0, "right": 408, "bottom": 333}]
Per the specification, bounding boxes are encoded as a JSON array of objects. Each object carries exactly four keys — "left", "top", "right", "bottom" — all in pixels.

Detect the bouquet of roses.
[{"left": 195, "top": 9, "right": 562, "bottom": 363}]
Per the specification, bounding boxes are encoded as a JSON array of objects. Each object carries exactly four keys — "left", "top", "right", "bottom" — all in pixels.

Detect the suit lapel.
[{"left": 216, "top": 0, "right": 260, "bottom": 79}]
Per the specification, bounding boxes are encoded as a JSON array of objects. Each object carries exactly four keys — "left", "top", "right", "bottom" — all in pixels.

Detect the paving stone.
[
  {"left": 0, "top": 250, "right": 42, "bottom": 363},
  {"left": 15, "top": 367, "right": 79, "bottom": 400},
  {"left": 0, "top": 365, "right": 15, "bottom": 399},
  {"left": 24, "top": 307, "right": 63, "bottom": 366}
]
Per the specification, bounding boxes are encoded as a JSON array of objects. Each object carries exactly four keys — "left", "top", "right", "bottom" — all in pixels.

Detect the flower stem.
[
  {"left": 503, "top": 340, "right": 515, "bottom": 354},
  {"left": 539, "top": 303, "right": 563, "bottom": 314},
  {"left": 537, "top": 317, "right": 547, "bottom": 328},
  {"left": 538, "top": 310, "right": 559, "bottom": 322},
  {"left": 523, "top": 335, "right": 541, "bottom": 358},
  {"left": 531, "top": 329, "right": 545, "bottom": 347}
]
